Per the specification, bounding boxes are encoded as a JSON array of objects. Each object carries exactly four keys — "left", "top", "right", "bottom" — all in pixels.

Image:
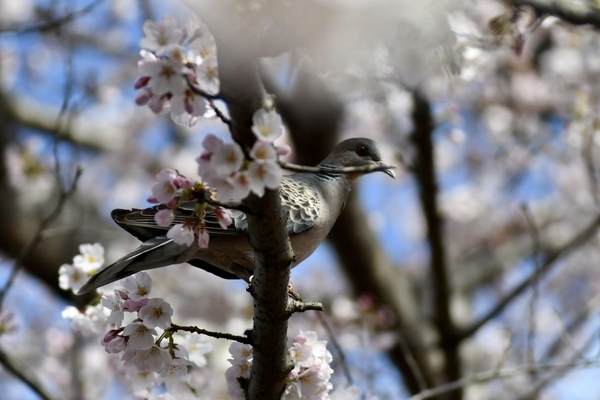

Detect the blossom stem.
[{"left": 169, "top": 323, "right": 251, "bottom": 344}]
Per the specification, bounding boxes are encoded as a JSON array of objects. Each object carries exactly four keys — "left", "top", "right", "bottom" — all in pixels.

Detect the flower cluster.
[
  {"left": 150, "top": 108, "right": 287, "bottom": 247},
  {"left": 135, "top": 16, "right": 219, "bottom": 127},
  {"left": 99, "top": 272, "right": 213, "bottom": 397},
  {"left": 148, "top": 166, "right": 233, "bottom": 248},
  {"left": 58, "top": 243, "right": 105, "bottom": 294},
  {"left": 196, "top": 129, "right": 285, "bottom": 202},
  {"left": 226, "top": 331, "right": 334, "bottom": 400}
]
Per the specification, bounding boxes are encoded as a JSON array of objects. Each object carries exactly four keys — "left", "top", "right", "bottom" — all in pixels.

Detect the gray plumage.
[{"left": 78, "top": 137, "right": 395, "bottom": 294}]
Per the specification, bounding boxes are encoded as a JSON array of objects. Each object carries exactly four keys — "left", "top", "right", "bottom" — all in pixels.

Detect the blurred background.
[{"left": 1, "top": 0, "right": 600, "bottom": 398}]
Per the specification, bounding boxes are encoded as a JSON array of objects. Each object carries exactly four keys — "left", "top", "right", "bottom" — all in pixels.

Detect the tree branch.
[
  {"left": 169, "top": 324, "right": 251, "bottom": 344},
  {"left": 458, "top": 214, "right": 600, "bottom": 341},
  {"left": 0, "top": 0, "right": 104, "bottom": 34},
  {"left": 410, "top": 90, "right": 461, "bottom": 395},
  {"left": 408, "top": 359, "right": 600, "bottom": 400},
  {"left": 0, "top": 346, "right": 56, "bottom": 400}
]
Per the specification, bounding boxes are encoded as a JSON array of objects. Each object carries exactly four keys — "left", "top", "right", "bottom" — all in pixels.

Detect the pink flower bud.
[
  {"left": 134, "top": 76, "right": 151, "bottom": 89},
  {"left": 135, "top": 88, "right": 153, "bottom": 105},
  {"left": 155, "top": 209, "right": 175, "bottom": 227},
  {"left": 276, "top": 144, "right": 292, "bottom": 156}
]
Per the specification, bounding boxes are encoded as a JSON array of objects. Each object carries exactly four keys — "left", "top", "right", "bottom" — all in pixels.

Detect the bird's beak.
[{"left": 378, "top": 162, "right": 396, "bottom": 179}]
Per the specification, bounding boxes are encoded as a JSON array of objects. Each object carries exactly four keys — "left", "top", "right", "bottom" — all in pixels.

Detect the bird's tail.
[{"left": 78, "top": 237, "right": 191, "bottom": 294}]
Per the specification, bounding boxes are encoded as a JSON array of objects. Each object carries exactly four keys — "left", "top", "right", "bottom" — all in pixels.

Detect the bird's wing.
[
  {"left": 112, "top": 202, "right": 244, "bottom": 241},
  {"left": 114, "top": 176, "right": 319, "bottom": 240},
  {"left": 281, "top": 175, "right": 320, "bottom": 234}
]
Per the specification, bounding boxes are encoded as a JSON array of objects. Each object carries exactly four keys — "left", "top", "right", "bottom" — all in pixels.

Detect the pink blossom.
[
  {"left": 139, "top": 16, "right": 184, "bottom": 55},
  {"left": 170, "top": 89, "right": 207, "bottom": 117},
  {"left": 151, "top": 169, "right": 178, "bottom": 204},
  {"left": 101, "top": 293, "right": 124, "bottom": 328},
  {"left": 210, "top": 142, "right": 244, "bottom": 175},
  {"left": 197, "top": 226, "right": 210, "bottom": 249},
  {"left": 135, "top": 88, "right": 153, "bottom": 106},
  {"left": 196, "top": 58, "right": 220, "bottom": 94},
  {"left": 123, "top": 322, "right": 157, "bottom": 350},
  {"left": 213, "top": 207, "right": 233, "bottom": 229},
  {"left": 138, "top": 298, "right": 173, "bottom": 329},
  {"left": 251, "top": 108, "right": 283, "bottom": 142},
  {"left": 249, "top": 140, "right": 278, "bottom": 163},
  {"left": 167, "top": 224, "right": 194, "bottom": 246},
  {"left": 141, "top": 58, "right": 187, "bottom": 96},
  {"left": 201, "top": 134, "right": 223, "bottom": 152},
  {"left": 155, "top": 209, "right": 175, "bottom": 227},
  {"left": 247, "top": 160, "right": 282, "bottom": 197},
  {"left": 122, "top": 272, "right": 153, "bottom": 300},
  {"left": 102, "top": 329, "right": 126, "bottom": 354},
  {"left": 123, "top": 298, "right": 149, "bottom": 313}
]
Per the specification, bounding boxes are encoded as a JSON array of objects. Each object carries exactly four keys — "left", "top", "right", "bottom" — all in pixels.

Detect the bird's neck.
[
  {"left": 315, "top": 162, "right": 359, "bottom": 185},
  {"left": 313, "top": 163, "right": 353, "bottom": 215}
]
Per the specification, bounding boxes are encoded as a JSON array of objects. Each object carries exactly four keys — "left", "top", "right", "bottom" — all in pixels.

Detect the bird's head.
[{"left": 322, "top": 138, "right": 396, "bottom": 180}]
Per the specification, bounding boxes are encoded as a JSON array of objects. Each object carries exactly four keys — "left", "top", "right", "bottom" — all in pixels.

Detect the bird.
[{"left": 78, "top": 137, "right": 395, "bottom": 294}]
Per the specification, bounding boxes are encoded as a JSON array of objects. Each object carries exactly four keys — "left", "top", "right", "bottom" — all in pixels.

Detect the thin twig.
[
  {"left": 408, "top": 359, "right": 600, "bottom": 400},
  {"left": 286, "top": 300, "right": 323, "bottom": 314},
  {"left": 521, "top": 204, "right": 541, "bottom": 376},
  {"left": 0, "top": 167, "right": 82, "bottom": 307},
  {"left": 169, "top": 323, "right": 251, "bottom": 344},
  {"left": 208, "top": 98, "right": 232, "bottom": 127},
  {"left": 395, "top": 332, "right": 428, "bottom": 392},
  {"left": 279, "top": 161, "right": 396, "bottom": 175},
  {"left": 458, "top": 214, "right": 600, "bottom": 341},
  {"left": 516, "top": 333, "right": 598, "bottom": 400},
  {"left": 0, "top": 0, "right": 104, "bottom": 34},
  {"left": 0, "top": 346, "right": 56, "bottom": 400}
]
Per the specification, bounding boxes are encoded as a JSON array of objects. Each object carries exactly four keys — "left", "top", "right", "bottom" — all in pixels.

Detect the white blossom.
[
  {"left": 73, "top": 243, "right": 105, "bottom": 274},
  {"left": 140, "top": 16, "right": 184, "bottom": 55},
  {"left": 123, "top": 322, "right": 157, "bottom": 350},
  {"left": 251, "top": 109, "right": 283, "bottom": 142},
  {"left": 123, "top": 272, "right": 153, "bottom": 301},
  {"left": 167, "top": 224, "right": 195, "bottom": 246},
  {"left": 138, "top": 298, "right": 173, "bottom": 329},
  {"left": 101, "top": 293, "right": 124, "bottom": 328}
]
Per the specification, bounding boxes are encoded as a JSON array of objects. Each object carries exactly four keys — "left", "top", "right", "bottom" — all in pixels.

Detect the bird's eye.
[{"left": 356, "top": 145, "right": 368, "bottom": 157}]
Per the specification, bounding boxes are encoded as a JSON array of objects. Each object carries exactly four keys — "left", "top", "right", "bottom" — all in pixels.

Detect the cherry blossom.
[
  {"left": 138, "top": 298, "right": 173, "bottom": 329},
  {"left": 140, "top": 57, "right": 187, "bottom": 97},
  {"left": 249, "top": 139, "right": 278, "bottom": 163},
  {"left": 140, "top": 16, "right": 184, "bottom": 55},
  {"left": 154, "top": 208, "right": 175, "bottom": 227},
  {"left": 196, "top": 58, "right": 220, "bottom": 94},
  {"left": 197, "top": 225, "right": 210, "bottom": 248},
  {"left": 58, "top": 263, "right": 86, "bottom": 293},
  {"left": 209, "top": 142, "right": 244, "bottom": 175},
  {"left": 179, "top": 333, "right": 212, "bottom": 367},
  {"left": 167, "top": 223, "right": 195, "bottom": 246},
  {"left": 101, "top": 293, "right": 124, "bottom": 328},
  {"left": 151, "top": 169, "right": 179, "bottom": 204},
  {"left": 123, "top": 322, "right": 157, "bottom": 350},
  {"left": 251, "top": 108, "right": 284, "bottom": 142},
  {"left": 213, "top": 207, "right": 233, "bottom": 229},
  {"left": 73, "top": 243, "right": 105, "bottom": 273},
  {"left": 247, "top": 160, "right": 282, "bottom": 197},
  {"left": 136, "top": 16, "right": 220, "bottom": 125},
  {"left": 122, "top": 272, "right": 153, "bottom": 301},
  {"left": 170, "top": 89, "right": 207, "bottom": 117},
  {"left": 102, "top": 329, "right": 126, "bottom": 354}
]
